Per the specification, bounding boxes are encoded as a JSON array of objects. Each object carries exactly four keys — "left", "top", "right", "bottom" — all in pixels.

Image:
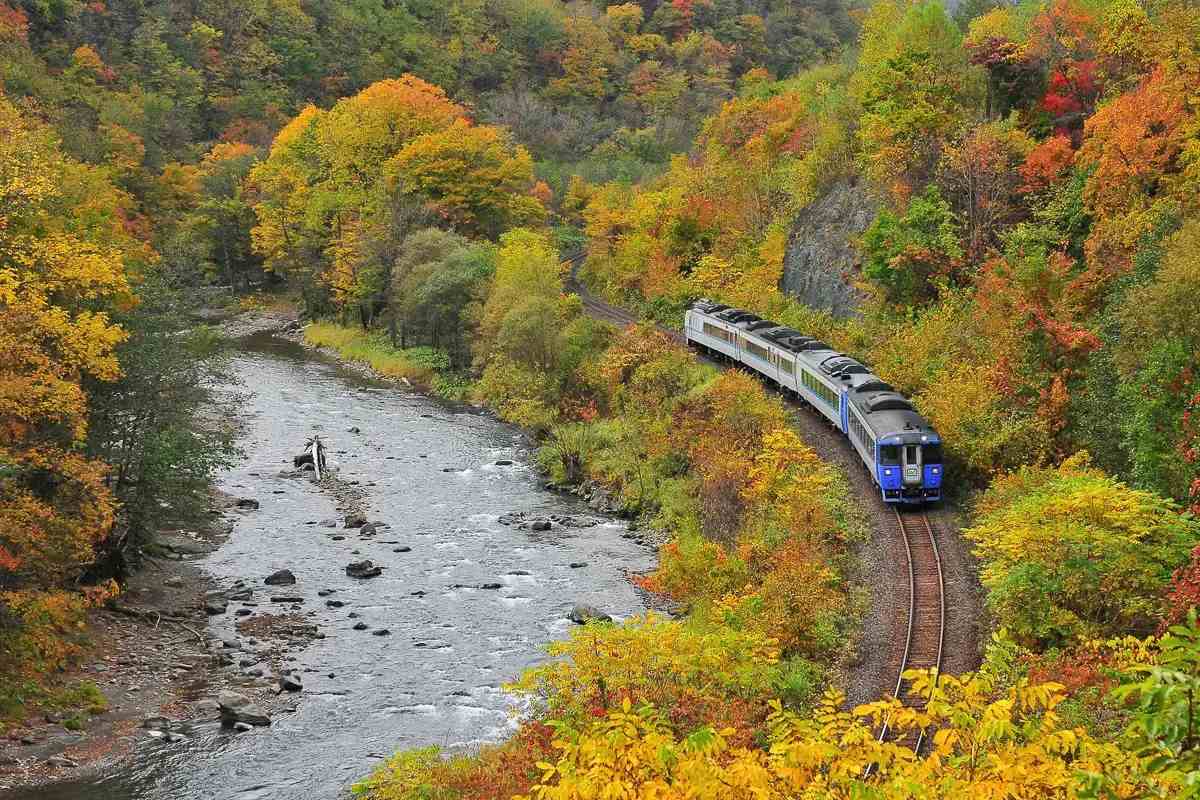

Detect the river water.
[{"left": 18, "top": 331, "right": 652, "bottom": 800}]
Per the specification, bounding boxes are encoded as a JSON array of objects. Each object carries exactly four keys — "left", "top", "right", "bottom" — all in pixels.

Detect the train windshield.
[
  {"left": 923, "top": 443, "right": 943, "bottom": 464},
  {"left": 879, "top": 445, "right": 900, "bottom": 465}
]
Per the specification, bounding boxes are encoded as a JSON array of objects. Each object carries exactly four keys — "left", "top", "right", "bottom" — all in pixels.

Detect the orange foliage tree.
[{"left": 0, "top": 97, "right": 135, "bottom": 687}]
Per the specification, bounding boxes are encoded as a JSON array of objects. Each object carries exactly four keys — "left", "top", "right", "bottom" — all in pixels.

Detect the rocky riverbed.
[{"left": 1, "top": 325, "right": 655, "bottom": 800}]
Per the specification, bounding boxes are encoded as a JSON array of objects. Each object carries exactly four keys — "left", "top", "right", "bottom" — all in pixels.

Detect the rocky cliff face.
[{"left": 780, "top": 178, "right": 878, "bottom": 318}]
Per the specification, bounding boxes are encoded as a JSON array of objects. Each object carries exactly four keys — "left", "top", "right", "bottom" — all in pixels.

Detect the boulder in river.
[
  {"left": 217, "top": 691, "right": 270, "bottom": 727},
  {"left": 568, "top": 604, "right": 613, "bottom": 625},
  {"left": 204, "top": 599, "right": 228, "bottom": 616},
  {"left": 264, "top": 569, "right": 295, "bottom": 586},
  {"left": 494, "top": 459, "right": 514, "bottom": 466},
  {"left": 234, "top": 498, "right": 259, "bottom": 510},
  {"left": 279, "top": 673, "right": 303, "bottom": 692},
  {"left": 344, "top": 513, "right": 368, "bottom": 529},
  {"left": 528, "top": 519, "right": 551, "bottom": 532},
  {"left": 346, "top": 560, "right": 382, "bottom": 579}
]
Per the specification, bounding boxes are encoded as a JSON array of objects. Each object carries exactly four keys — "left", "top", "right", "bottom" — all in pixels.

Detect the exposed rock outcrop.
[{"left": 780, "top": 178, "right": 877, "bottom": 318}]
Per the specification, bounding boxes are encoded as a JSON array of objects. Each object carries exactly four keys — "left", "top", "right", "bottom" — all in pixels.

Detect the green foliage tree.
[{"left": 861, "top": 184, "right": 963, "bottom": 305}]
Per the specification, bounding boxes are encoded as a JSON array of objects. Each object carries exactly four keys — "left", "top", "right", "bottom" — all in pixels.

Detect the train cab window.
[
  {"left": 904, "top": 445, "right": 920, "bottom": 465},
  {"left": 923, "top": 443, "right": 943, "bottom": 464},
  {"left": 879, "top": 445, "right": 900, "bottom": 465}
]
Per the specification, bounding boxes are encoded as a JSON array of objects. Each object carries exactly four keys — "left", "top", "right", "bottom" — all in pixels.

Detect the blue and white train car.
[{"left": 684, "top": 299, "right": 943, "bottom": 504}]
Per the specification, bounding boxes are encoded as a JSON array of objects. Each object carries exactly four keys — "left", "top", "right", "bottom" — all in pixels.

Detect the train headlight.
[
  {"left": 883, "top": 469, "right": 893, "bottom": 476},
  {"left": 932, "top": 467, "right": 940, "bottom": 475}
]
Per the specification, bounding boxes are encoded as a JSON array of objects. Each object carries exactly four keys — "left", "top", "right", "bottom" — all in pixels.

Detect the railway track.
[
  {"left": 563, "top": 254, "right": 949, "bottom": 754},
  {"left": 874, "top": 507, "right": 945, "bottom": 757}
]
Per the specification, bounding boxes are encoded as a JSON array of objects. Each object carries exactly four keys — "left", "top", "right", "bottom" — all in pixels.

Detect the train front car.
[{"left": 846, "top": 376, "right": 943, "bottom": 504}]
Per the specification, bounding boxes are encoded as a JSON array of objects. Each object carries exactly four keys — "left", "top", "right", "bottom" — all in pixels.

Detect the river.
[{"left": 16, "top": 331, "right": 652, "bottom": 800}]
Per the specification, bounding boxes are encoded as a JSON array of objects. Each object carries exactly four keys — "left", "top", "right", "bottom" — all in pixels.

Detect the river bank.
[
  {"left": 2, "top": 310, "right": 655, "bottom": 800},
  {"left": 0, "top": 309, "right": 308, "bottom": 792}
]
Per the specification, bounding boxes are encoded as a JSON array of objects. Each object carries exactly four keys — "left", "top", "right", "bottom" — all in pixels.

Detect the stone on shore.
[
  {"left": 568, "top": 604, "right": 612, "bottom": 625},
  {"left": 217, "top": 690, "right": 271, "bottom": 727}
]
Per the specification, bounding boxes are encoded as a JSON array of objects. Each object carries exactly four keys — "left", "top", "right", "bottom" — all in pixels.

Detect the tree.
[
  {"left": 937, "top": 121, "right": 1033, "bottom": 260},
  {"left": 965, "top": 453, "right": 1197, "bottom": 649},
  {"left": 387, "top": 119, "right": 546, "bottom": 238},
  {"left": 861, "top": 184, "right": 963, "bottom": 306}
]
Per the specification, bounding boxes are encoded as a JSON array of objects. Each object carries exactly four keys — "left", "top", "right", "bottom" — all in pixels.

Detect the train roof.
[
  {"left": 848, "top": 377, "right": 939, "bottom": 442},
  {"left": 820, "top": 355, "right": 869, "bottom": 378},
  {"left": 691, "top": 299, "right": 729, "bottom": 314},
  {"left": 716, "top": 308, "right": 757, "bottom": 323}
]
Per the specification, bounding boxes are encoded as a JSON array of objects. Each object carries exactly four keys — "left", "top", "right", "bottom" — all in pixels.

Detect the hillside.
[{"left": 2, "top": 0, "right": 1200, "bottom": 797}]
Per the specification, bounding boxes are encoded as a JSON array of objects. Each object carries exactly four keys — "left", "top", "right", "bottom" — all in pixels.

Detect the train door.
[{"left": 902, "top": 444, "right": 922, "bottom": 486}]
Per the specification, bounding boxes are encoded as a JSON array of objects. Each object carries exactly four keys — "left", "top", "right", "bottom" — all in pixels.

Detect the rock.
[
  {"left": 781, "top": 178, "right": 873, "bottom": 317},
  {"left": 163, "top": 575, "right": 185, "bottom": 589},
  {"left": 347, "top": 612, "right": 359, "bottom": 618},
  {"left": 233, "top": 722, "right": 253, "bottom": 733},
  {"left": 331, "top": 535, "right": 345, "bottom": 541},
  {"left": 279, "top": 674, "right": 303, "bottom": 692},
  {"left": 494, "top": 459, "right": 514, "bottom": 466},
  {"left": 569, "top": 562, "right": 588, "bottom": 569},
  {"left": 411, "top": 590, "right": 426, "bottom": 596},
  {"left": 478, "top": 582, "right": 503, "bottom": 590},
  {"left": 392, "top": 546, "right": 411, "bottom": 553},
  {"left": 218, "top": 691, "right": 271, "bottom": 727},
  {"left": 205, "top": 599, "right": 228, "bottom": 615},
  {"left": 529, "top": 519, "right": 551, "bottom": 532},
  {"left": 347, "top": 426, "right": 361, "bottom": 433},
  {"left": 440, "top": 467, "right": 458, "bottom": 473},
  {"left": 568, "top": 604, "right": 612, "bottom": 625},
  {"left": 352, "top": 622, "right": 368, "bottom": 631},
  {"left": 344, "top": 513, "right": 368, "bottom": 528},
  {"left": 320, "top": 519, "right": 337, "bottom": 528},
  {"left": 46, "top": 755, "right": 77, "bottom": 769},
  {"left": 234, "top": 498, "right": 260, "bottom": 510},
  {"left": 193, "top": 698, "right": 220, "bottom": 715},
  {"left": 507, "top": 570, "right": 532, "bottom": 576},
  {"left": 300, "top": 462, "right": 315, "bottom": 471},
  {"left": 270, "top": 595, "right": 304, "bottom": 603},
  {"left": 264, "top": 569, "right": 296, "bottom": 586},
  {"left": 346, "top": 560, "right": 382, "bottom": 579},
  {"left": 359, "top": 522, "right": 386, "bottom": 535},
  {"left": 371, "top": 628, "right": 391, "bottom": 636},
  {"left": 325, "top": 599, "right": 345, "bottom": 608},
  {"left": 317, "top": 589, "right": 333, "bottom": 597},
  {"left": 227, "top": 588, "right": 253, "bottom": 601}
]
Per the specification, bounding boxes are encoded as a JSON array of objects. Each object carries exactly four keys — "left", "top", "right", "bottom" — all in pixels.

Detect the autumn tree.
[
  {"left": 0, "top": 97, "right": 138, "bottom": 697},
  {"left": 965, "top": 453, "right": 1197, "bottom": 649}
]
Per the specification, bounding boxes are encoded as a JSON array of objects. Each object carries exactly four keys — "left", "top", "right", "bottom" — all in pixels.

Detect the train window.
[
  {"left": 905, "top": 445, "right": 919, "bottom": 464},
  {"left": 879, "top": 445, "right": 900, "bottom": 465},
  {"left": 923, "top": 443, "right": 943, "bottom": 464},
  {"left": 746, "top": 340, "right": 770, "bottom": 361}
]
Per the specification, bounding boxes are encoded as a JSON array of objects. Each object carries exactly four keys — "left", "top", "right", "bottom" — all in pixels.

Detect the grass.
[{"left": 305, "top": 322, "right": 473, "bottom": 400}]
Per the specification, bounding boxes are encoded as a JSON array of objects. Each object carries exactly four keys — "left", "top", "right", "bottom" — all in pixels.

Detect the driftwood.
[
  {"left": 292, "top": 435, "right": 327, "bottom": 480},
  {"left": 108, "top": 603, "right": 206, "bottom": 641}
]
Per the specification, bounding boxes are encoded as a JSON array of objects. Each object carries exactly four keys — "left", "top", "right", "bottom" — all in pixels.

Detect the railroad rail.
[
  {"left": 873, "top": 507, "right": 945, "bottom": 759},
  {"left": 563, "top": 254, "right": 949, "bottom": 762}
]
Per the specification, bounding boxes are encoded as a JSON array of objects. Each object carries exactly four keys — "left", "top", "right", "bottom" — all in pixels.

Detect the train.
[{"left": 683, "top": 300, "right": 943, "bottom": 504}]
